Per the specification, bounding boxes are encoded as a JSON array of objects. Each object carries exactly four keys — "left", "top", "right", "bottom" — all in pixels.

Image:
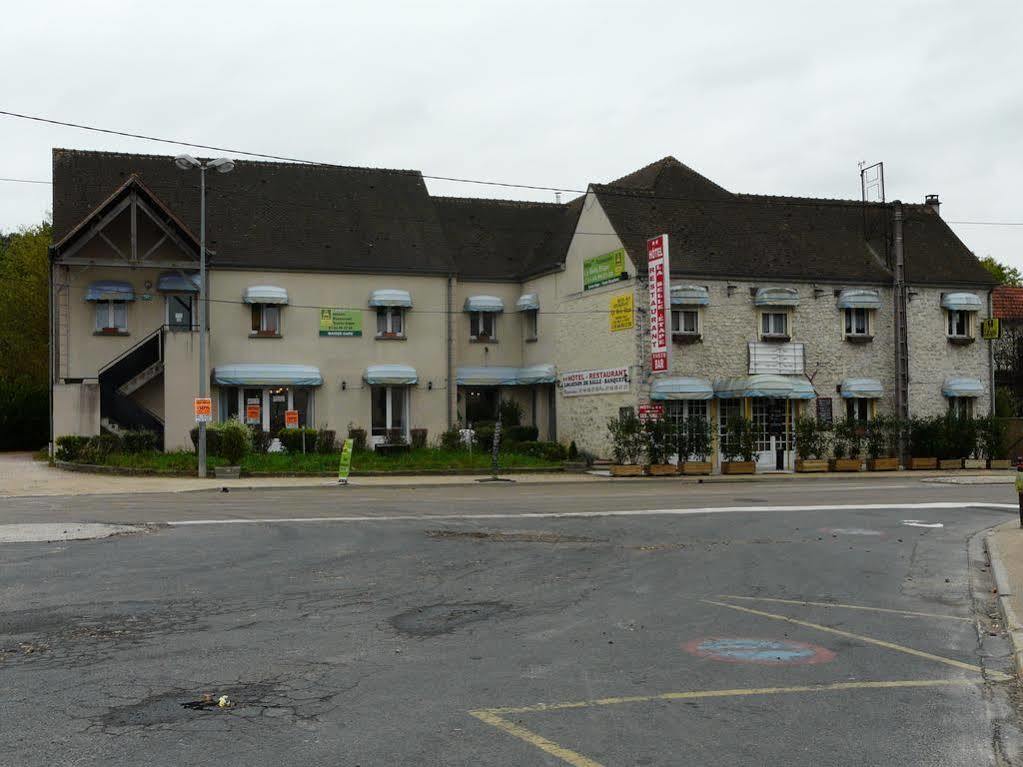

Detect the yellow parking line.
[
  {"left": 718, "top": 594, "right": 974, "bottom": 622},
  {"left": 469, "top": 709, "right": 605, "bottom": 767},
  {"left": 703, "top": 599, "right": 1010, "bottom": 681}
]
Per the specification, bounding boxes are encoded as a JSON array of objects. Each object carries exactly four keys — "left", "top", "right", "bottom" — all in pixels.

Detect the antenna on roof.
[{"left": 555, "top": 191, "right": 562, "bottom": 204}]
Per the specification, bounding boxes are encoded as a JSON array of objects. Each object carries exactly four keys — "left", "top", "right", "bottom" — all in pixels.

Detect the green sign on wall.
[
  {"left": 583, "top": 249, "right": 627, "bottom": 291},
  {"left": 319, "top": 308, "right": 362, "bottom": 337}
]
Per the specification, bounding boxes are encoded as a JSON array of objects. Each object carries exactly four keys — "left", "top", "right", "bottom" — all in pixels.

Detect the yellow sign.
[
  {"left": 610, "top": 292, "right": 634, "bottom": 332},
  {"left": 982, "top": 317, "right": 1001, "bottom": 340}
]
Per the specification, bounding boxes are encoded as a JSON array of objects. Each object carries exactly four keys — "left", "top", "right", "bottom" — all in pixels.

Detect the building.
[{"left": 49, "top": 151, "right": 996, "bottom": 470}]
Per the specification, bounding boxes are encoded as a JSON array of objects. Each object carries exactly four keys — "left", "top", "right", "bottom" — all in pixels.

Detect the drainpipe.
[
  {"left": 447, "top": 274, "right": 454, "bottom": 428},
  {"left": 989, "top": 288, "right": 996, "bottom": 416},
  {"left": 47, "top": 249, "right": 55, "bottom": 459}
]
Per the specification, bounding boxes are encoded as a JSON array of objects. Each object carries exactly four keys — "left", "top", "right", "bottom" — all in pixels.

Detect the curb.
[
  {"left": 986, "top": 525, "right": 1023, "bottom": 677},
  {"left": 54, "top": 461, "right": 569, "bottom": 479}
]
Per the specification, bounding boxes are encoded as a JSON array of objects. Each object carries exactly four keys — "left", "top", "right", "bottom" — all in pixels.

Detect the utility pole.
[{"left": 892, "top": 201, "right": 910, "bottom": 462}]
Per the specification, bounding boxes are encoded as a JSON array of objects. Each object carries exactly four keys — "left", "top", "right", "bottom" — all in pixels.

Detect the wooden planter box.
[
  {"left": 989, "top": 459, "right": 1012, "bottom": 470},
  {"left": 681, "top": 461, "right": 713, "bottom": 475},
  {"left": 795, "top": 459, "right": 829, "bottom": 473},
  {"left": 647, "top": 463, "right": 678, "bottom": 476},
  {"left": 721, "top": 461, "right": 756, "bottom": 475},
  {"left": 963, "top": 458, "right": 986, "bottom": 470},
  {"left": 829, "top": 458, "right": 862, "bottom": 472},
  {"left": 610, "top": 464, "right": 645, "bottom": 477},
  {"left": 908, "top": 457, "right": 937, "bottom": 470},
  {"left": 214, "top": 465, "right": 240, "bottom": 479},
  {"left": 867, "top": 457, "right": 899, "bottom": 471},
  {"left": 938, "top": 458, "right": 963, "bottom": 470}
]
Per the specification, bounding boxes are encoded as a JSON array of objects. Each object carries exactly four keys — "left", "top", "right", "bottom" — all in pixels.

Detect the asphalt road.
[{"left": 2, "top": 478, "right": 1022, "bottom": 766}]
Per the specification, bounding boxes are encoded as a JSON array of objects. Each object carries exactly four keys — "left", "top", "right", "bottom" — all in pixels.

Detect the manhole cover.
[
  {"left": 683, "top": 637, "right": 835, "bottom": 665},
  {"left": 390, "top": 602, "right": 510, "bottom": 636}
]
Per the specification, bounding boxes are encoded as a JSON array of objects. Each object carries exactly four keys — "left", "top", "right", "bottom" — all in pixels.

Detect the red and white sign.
[
  {"left": 245, "top": 403, "right": 261, "bottom": 425},
  {"left": 560, "top": 366, "right": 630, "bottom": 397},
  {"left": 647, "top": 234, "right": 671, "bottom": 373},
  {"left": 284, "top": 409, "right": 299, "bottom": 429},
  {"left": 193, "top": 397, "right": 212, "bottom": 424},
  {"left": 638, "top": 404, "right": 665, "bottom": 422}
]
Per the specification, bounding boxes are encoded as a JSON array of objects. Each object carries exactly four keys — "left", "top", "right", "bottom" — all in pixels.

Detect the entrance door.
[
  {"left": 268, "top": 387, "right": 289, "bottom": 432},
  {"left": 752, "top": 398, "right": 790, "bottom": 471}
]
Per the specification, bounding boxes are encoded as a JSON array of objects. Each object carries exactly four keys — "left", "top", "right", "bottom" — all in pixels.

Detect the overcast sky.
[{"left": 2, "top": 1, "right": 1021, "bottom": 265}]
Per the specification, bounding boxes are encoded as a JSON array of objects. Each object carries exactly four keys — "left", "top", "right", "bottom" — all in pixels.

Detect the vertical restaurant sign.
[
  {"left": 609, "top": 292, "right": 634, "bottom": 332},
  {"left": 647, "top": 234, "right": 671, "bottom": 373},
  {"left": 319, "top": 308, "right": 363, "bottom": 337},
  {"left": 583, "top": 248, "right": 627, "bottom": 291}
]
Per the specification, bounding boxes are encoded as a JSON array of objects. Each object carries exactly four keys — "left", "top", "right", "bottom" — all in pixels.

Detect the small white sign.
[
  {"left": 561, "top": 366, "right": 630, "bottom": 397},
  {"left": 748, "top": 341, "right": 805, "bottom": 375}
]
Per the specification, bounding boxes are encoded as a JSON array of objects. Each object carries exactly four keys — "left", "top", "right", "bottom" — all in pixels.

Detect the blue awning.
[
  {"left": 157, "top": 271, "right": 200, "bottom": 293},
  {"left": 516, "top": 293, "right": 540, "bottom": 311},
  {"left": 714, "top": 374, "right": 816, "bottom": 399},
  {"left": 363, "top": 364, "right": 418, "bottom": 386},
  {"left": 464, "top": 295, "right": 504, "bottom": 312},
  {"left": 368, "top": 289, "right": 412, "bottom": 308},
  {"left": 243, "top": 285, "right": 289, "bottom": 305},
  {"left": 456, "top": 365, "right": 555, "bottom": 386},
  {"left": 85, "top": 280, "right": 135, "bottom": 302},
  {"left": 837, "top": 288, "right": 882, "bottom": 310},
  {"left": 517, "top": 364, "right": 556, "bottom": 384},
  {"left": 650, "top": 377, "right": 714, "bottom": 400},
  {"left": 670, "top": 285, "right": 710, "bottom": 307},
  {"left": 754, "top": 287, "right": 800, "bottom": 307},
  {"left": 839, "top": 377, "right": 883, "bottom": 398},
  {"left": 941, "top": 292, "right": 983, "bottom": 311},
  {"left": 213, "top": 364, "right": 322, "bottom": 386},
  {"left": 942, "top": 376, "right": 984, "bottom": 398}
]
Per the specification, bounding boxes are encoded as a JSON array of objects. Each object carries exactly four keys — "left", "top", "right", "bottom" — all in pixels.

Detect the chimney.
[{"left": 925, "top": 194, "right": 940, "bottom": 217}]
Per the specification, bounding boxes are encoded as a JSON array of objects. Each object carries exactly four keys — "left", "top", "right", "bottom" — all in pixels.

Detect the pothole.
[
  {"left": 390, "top": 602, "right": 511, "bottom": 636},
  {"left": 98, "top": 682, "right": 278, "bottom": 728},
  {"left": 425, "top": 530, "right": 604, "bottom": 544}
]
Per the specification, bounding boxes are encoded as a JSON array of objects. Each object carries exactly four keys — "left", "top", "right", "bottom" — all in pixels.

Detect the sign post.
[
  {"left": 647, "top": 234, "right": 671, "bottom": 374},
  {"left": 337, "top": 438, "right": 354, "bottom": 485}
]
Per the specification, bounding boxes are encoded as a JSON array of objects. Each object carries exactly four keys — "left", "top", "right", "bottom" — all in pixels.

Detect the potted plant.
[
  {"left": 644, "top": 417, "right": 678, "bottom": 476},
  {"left": 721, "top": 415, "right": 758, "bottom": 474},
  {"left": 830, "top": 419, "right": 862, "bottom": 472},
  {"left": 980, "top": 415, "right": 1011, "bottom": 469},
  {"left": 959, "top": 416, "right": 985, "bottom": 470},
  {"left": 607, "top": 411, "right": 645, "bottom": 476},
  {"left": 866, "top": 415, "right": 899, "bottom": 471},
  {"left": 794, "top": 416, "right": 829, "bottom": 472},
  {"left": 907, "top": 417, "right": 939, "bottom": 470},
  {"left": 681, "top": 415, "right": 713, "bottom": 475},
  {"left": 937, "top": 413, "right": 963, "bottom": 470},
  {"left": 214, "top": 418, "right": 251, "bottom": 479}
]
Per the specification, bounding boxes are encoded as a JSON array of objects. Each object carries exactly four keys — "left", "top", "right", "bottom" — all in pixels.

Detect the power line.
[{"left": 0, "top": 177, "right": 50, "bottom": 185}]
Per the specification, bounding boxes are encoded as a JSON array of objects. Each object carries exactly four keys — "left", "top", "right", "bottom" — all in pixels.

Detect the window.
[
  {"left": 844, "top": 308, "right": 870, "bottom": 337},
  {"left": 470, "top": 311, "right": 496, "bottom": 341},
  {"left": 219, "top": 387, "right": 240, "bottom": 422},
  {"left": 845, "top": 399, "right": 871, "bottom": 422},
  {"left": 947, "top": 310, "right": 971, "bottom": 338},
  {"left": 665, "top": 400, "right": 709, "bottom": 458},
  {"left": 376, "top": 307, "right": 405, "bottom": 338},
  {"left": 465, "top": 387, "right": 499, "bottom": 423},
  {"left": 220, "top": 386, "right": 312, "bottom": 430},
  {"left": 718, "top": 398, "right": 743, "bottom": 455},
  {"left": 671, "top": 309, "right": 700, "bottom": 335},
  {"left": 251, "top": 304, "right": 281, "bottom": 336},
  {"left": 94, "top": 301, "right": 128, "bottom": 333},
  {"left": 761, "top": 312, "right": 788, "bottom": 338},
  {"left": 524, "top": 309, "right": 538, "bottom": 341},
  {"left": 371, "top": 386, "right": 408, "bottom": 437},
  {"left": 948, "top": 397, "right": 973, "bottom": 419},
  {"left": 166, "top": 295, "right": 194, "bottom": 331}
]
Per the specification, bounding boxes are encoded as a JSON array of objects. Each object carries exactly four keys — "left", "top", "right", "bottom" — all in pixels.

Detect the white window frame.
[
  {"left": 946, "top": 310, "right": 972, "bottom": 339},
  {"left": 470, "top": 311, "right": 497, "bottom": 341},
  {"left": 376, "top": 307, "right": 405, "bottom": 338},
  {"left": 671, "top": 309, "right": 700, "bottom": 336},
  {"left": 371, "top": 385, "right": 410, "bottom": 439},
  {"left": 760, "top": 311, "right": 789, "bottom": 339},
  {"left": 845, "top": 398, "right": 872, "bottom": 422},
  {"left": 165, "top": 294, "right": 196, "bottom": 330},
  {"left": 843, "top": 308, "right": 871, "bottom": 338},
  {"left": 948, "top": 397, "right": 973, "bottom": 419},
  {"left": 251, "top": 303, "right": 282, "bottom": 336},
  {"left": 94, "top": 300, "right": 128, "bottom": 333},
  {"left": 226, "top": 386, "right": 314, "bottom": 431},
  {"left": 524, "top": 309, "right": 538, "bottom": 341}
]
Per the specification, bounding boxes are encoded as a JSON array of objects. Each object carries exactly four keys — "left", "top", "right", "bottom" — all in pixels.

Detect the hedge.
[{"left": 0, "top": 380, "right": 48, "bottom": 450}]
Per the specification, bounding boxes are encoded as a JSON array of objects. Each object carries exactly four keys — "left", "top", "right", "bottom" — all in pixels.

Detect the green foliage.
[
  {"left": 835, "top": 419, "right": 863, "bottom": 459},
  {"left": 316, "top": 429, "right": 336, "bottom": 454},
  {"left": 908, "top": 417, "right": 940, "bottom": 458},
  {"left": 190, "top": 424, "right": 224, "bottom": 456},
  {"left": 121, "top": 429, "right": 159, "bottom": 454},
  {"left": 942, "top": 412, "right": 977, "bottom": 459},
  {"left": 347, "top": 425, "right": 368, "bottom": 451},
  {"left": 980, "top": 255, "right": 1023, "bottom": 287},
  {"left": 506, "top": 425, "right": 539, "bottom": 443},
  {"left": 80, "top": 433, "right": 122, "bottom": 463},
  {"left": 996, "top": 388, "right": 1016, "bottom": 418},
  {"left": 794, "top": 416, "right": 828, "bottom": 461},
  {"left": 606, "top": 411, "right": 644, "bottom": 465},
  {"left": 439, "top": 426, "right": 463, "bottom": 450},
  {"left": 498, "top": 399, "right": 523, "bottom": 426},
  {"left": 277, "top": 427, "right": 318, "bottom": 453},
  {"left": 55, "top": 435, "right": 90, "bottom": 462},
  {"left": 219, "top": 419, "right": 252, "bottom": 465},
  {"left": 0, "top": 221, "right": 50, "bottom": 386},
  {"left": 474, "top": 424, "right": 495, "bottom": 450},
  {"left": 0, "top": 379, "right": 48, "bottom": 450},
  {"left": 722, "top": 416, "right": 759, "bottom": 463},
  {"left": 410, "top": 428, "right": 428, "bottom": 449},
  {"left": 515, "top": 441, "right": 568, "bottom": 461},
  {"left": 568, "top": 440, "right": 579, "bottom": 459},
  {"left": 864, "top": 415, "right": 899, "bottom": 460},
  {"left": 978, "top": 415, "right": 1008, "bottom": 460},
  {"left": 250, "top": 426, "right": 272, "bottom": 454},
  {"left": 642, "top": 417, "right": 676, "bottom": 464}
]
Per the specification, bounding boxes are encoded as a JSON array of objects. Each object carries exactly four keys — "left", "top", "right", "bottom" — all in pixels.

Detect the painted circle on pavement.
[{"left": 683, "top": 637, "right": 836, "bottom": 665}]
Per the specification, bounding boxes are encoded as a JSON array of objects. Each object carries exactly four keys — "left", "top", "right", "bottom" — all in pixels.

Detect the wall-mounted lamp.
[
  {"left": 428, "top": 381, "right": 433, "bottom": 390},
  {"left": 341, "top": 381, "right": 347, "bottom": 391}
]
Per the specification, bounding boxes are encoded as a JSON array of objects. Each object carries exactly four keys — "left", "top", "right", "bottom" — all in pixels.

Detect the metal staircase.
[{"left": 98, "top": 327, "right": 165, "bottom": 444}]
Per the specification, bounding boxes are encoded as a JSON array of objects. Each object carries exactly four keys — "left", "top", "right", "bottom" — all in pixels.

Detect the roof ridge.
[{"left": 432, "top": 195, "right": 565, "bottom": 208}]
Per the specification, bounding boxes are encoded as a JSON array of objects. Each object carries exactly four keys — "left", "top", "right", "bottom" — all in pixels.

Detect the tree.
[
  {"left": 0, "top": 220, "right": 51, "bottom": 384},
  {"left": 980, "top": 255, "right": 1023, "bottom": 286}
]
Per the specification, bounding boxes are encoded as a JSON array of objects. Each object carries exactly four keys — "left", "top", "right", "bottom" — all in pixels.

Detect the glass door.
[
  {"left": 268, "top": 387, "right": 289, "bottom": 433},
  {"left": 752, "top": 398, "right": 790, "bottom": 471}
]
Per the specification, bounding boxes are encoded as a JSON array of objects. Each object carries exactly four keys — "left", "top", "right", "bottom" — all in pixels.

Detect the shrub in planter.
[
  {"left": 907, "top": 417, "right": 939, "bottom": 469},
  {"left": 795, "top": 416, "right": 829, "bottom": 472},
  {"left": 607, "top": 411, "right": 645, "bottom": 466},
  {"left": 979, "top": 416, "right": 1010, "bottom": 468},
  {"left": 191, "top": 424, "right": 224, "bottom": 456},
  {"left": 347, "top": 425, "right": 368, "bottom": 452},
  {"left": 277, "top": 428, "right": 318, "bottom": 454},
  {"left": 219, "top": 419, "right": 252, "bottom": 465},
  {"left": 643, "top": 417, "right": 677, "bottom": 472},
  {"left": 721, "top": 415, "right": 758, "bottom": 473},
  {"left": 55, "top": 435, "right": 90, "bottom": 462},
  {"left": 681, "top": 415, "right": 713, "bottom": 474},
  {"left": 316, "top": 429, "right": 337, "bottom": 454},
  {"left": 830, "top": 419, "right": 862, "bottom": 471},
  {"left": 865, "top": 415, "right": 899, "bottom": 470},
  {"left": 249, "top": 426, "right": 272, "bottom": 454},
  {"left": 506, "top": 425, "right": 539, "bottom": 443},
  {"left": 122, "top": 429, "right": 159, "bottom": 454},
  {"left": 410, "top": 428, "right": 428, "bottom": 449}
]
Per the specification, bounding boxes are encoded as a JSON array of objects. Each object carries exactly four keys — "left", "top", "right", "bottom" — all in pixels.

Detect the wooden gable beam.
[
  {"left": 136, "top": 198, "right": 199, "bottom": 262},
  {"left": 57, "top": 196, "right": 132, "bottom": 261}
]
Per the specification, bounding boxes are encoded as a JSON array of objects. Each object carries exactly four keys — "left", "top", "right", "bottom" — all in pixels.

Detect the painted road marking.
[
  {"left": 683, "top": 637, "right": 835, "bottom": 665},
  {"left": 822, "top": 527, "right": 885, "bottom": 536},
  {"left": 902, "top": 520, "right": 944, "bottom": 528},
  {"left": 704, "top": 600, "right": 1011, "bottom": 680},
  {"left": 719, "top": 595, "right": 974, "bottom": 622},
  {"left": 470, "top": 679, "right": 979, "bottom": 767},
  {"left": 167, "top": 501, "right": 1014, "bottom": 526}
]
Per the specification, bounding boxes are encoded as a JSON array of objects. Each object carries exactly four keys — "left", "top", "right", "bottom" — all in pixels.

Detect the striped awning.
[
  {"left": 85, "top": 280, "right": 135, "bottom": 302},
  {"left": 670, "top": 285, "right": 710, "bottom": 306},
  {"left": 839, "top": 377, "right": 883, "bottom": 399},
  {"left": 714, "top": 374, "right": 815, "bottom": 400},
  {"left": 940, "top": 292, "right": 983, "bottom": 311},
  {"left": 650, "top": 377, "right": 714, "bottom": 400},
  {"left": 363, "top": 364, "right": 418, "bottom": 386},
  {"left": 213, "top": 364, "right": 322, "bottom": 386},
  {"left": 516, "top": 364, "right": 556, "bottom": 385},
  {"left": 516, "top": 293, "right": 540, "bottom": 311},
  {"left": 464, "top": 295, "right": 504, "bottom": 312},
  {"left": 942, "top": 376, "right": 984, "bottom": 398},
  {"left": 754, "top": 287, "right": 800, "bottom": 307},
  {"left": 368, "top": 289, "right": 412, "bottom": 308},
  {"left": 157, "top": 271, "right": 200, "bottom": 293},
  {"left": 837, "top": 288, "right": 882, "bottom": 310},
  {"left": 456, "top": 365, "right": 554, "bottom": 386},
  {"left": 243, "top": 285, "right": 289, "bottom": 305}
]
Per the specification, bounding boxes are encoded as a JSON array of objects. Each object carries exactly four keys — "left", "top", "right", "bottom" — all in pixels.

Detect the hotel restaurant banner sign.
[
  {"left": 561, "top": 366, "right": 630, "bottom": 397},
  {"left": 647, "top": 234, "right": 671, "bottom": 374},
  {"left": 583, "top": 248, "right": 627, "bottom": 291}
]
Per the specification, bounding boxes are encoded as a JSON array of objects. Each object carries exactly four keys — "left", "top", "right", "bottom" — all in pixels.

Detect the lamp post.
[{"left": 175, "top": 155, "right": 234, "bottom": 477}]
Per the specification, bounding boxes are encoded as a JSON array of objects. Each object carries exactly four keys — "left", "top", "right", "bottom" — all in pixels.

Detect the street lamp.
[{"left": 175, "top": 154, "right": 234, "bottom": 478}]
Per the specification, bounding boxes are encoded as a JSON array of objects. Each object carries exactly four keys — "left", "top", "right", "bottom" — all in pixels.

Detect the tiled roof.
[{"left": 994, "top": 286, "right": 1023, "bottom": 320}]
